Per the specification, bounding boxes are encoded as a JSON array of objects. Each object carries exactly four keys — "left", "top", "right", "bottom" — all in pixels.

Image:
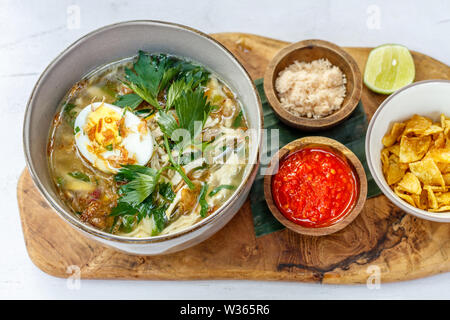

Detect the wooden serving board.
[{"left": 17, "top": 33, "right": 450, "bottom": 284}]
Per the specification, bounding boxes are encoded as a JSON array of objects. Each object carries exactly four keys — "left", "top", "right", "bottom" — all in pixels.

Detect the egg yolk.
[{"left": 85, "top": 105, "right": 122, "bottom": 149}]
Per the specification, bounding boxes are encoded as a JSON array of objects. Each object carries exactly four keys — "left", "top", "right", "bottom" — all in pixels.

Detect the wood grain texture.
[{"left": 17, "top": 33, "right": 450, "bottom": 283}]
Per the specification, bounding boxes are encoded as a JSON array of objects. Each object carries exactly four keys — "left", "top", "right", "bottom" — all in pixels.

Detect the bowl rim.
[
  {"left": 263, "top": 136, "right": 368, "bottom": 236},
  {"left": 23, "top": 20, "right": 263, "bottom": 244},
  {"left": 263, "top": 39, "right": 362, "bottom": 131},
  {"left": 365, "top": 79, "right": 450, "bottom": 222}
]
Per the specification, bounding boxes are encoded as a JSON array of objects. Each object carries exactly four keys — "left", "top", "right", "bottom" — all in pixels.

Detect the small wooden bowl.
[
  {"left": 263, "top": 136, "right": 367, "bottom": 236},
  {"left": 264, "top": 39, "right": 362, "bottom": 131}
]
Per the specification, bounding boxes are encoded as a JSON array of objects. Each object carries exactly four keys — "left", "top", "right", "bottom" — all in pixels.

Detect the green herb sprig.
[
  {"left": 208, "top": 184, "right": 236, "bottom": 197},
  {"left": 117, "top": 51, "right": 181, "bottom": 109},
  {"left": 157, "top": 87, "right": 212, "bottom": 189},
  {"left": 110, "top": 165, "right": 177, "bottom": 235},
  {"left": 198, "top": 183, "right": 209, "bottom": 217},
  {"left": 67, "top": 171, "right": 90, "bottom": 182}
]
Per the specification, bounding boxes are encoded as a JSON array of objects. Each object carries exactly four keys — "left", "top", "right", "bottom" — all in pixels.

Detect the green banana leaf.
[{"left": 250, "top": 78, "right": 381, "bottom": 237}]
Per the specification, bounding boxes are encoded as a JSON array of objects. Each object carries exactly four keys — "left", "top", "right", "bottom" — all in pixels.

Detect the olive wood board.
[{"left": 17, "top": 33, "right": 450, "bottom": 284}]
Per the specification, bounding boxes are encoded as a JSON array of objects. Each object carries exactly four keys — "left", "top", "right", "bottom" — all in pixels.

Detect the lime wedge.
[{"left": 364, "top": 44, "right": 415, "bottom": 94}]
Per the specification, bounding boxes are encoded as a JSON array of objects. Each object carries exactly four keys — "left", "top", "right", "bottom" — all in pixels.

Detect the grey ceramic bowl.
[{"left": 23, "top": 21, "right": 262, "bottom": 255}]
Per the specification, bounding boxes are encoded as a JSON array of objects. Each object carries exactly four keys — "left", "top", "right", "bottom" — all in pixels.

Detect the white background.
[{"left": 1, "top": 0, "right": 449, "bottom": 299}]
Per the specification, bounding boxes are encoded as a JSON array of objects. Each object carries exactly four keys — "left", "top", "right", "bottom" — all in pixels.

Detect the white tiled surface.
[{"left": 1, "top": 0, "right": 449, "bottom": 300}]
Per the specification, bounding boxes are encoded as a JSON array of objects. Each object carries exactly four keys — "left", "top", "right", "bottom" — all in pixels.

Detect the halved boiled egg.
[{"left": 74, "top": 102, "right": 153, "bottom": 173}]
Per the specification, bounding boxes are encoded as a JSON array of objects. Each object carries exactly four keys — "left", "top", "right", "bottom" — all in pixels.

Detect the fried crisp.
[
  {"left": 382, "top": 122, "right": 406, "bottom": 147},
  {"left": 436, "top": 163, "right": 449, "bottom": 172},
  {"left": 434, "top": 133, "right": 446, "bottom": 148},
  {"left": 429, "top": 206, "right": 450, "bottom": 212},
  {"left": 399, "top": 135, "right": 431, "bottom": 163},
  {"left": 381, "top": 148, "right": 390, "bottom": 175},
  {"left": 387, "top": 144, "right": 400, "bottom": 157},
  {"left": 424, "top": 185, "right": 439, "bottom": 209},
  {"left": 441, "top": 114, "right": 450, "bottom": 131},
  {"left": 412, "top": 194, "right": 421, "bottom": 208},
  {"left": 444, "top": 173, "right": 450, "bottom": 185},
  {"left": 409, "top": 158, "right": 445, "bottom": 187},
  {"left": 426, "top": 147, "right": 450, "bottom": 164},
  {"left": 441, "top": 114, "right": 447, "bottom": 129},
  {"left": 386, "top": 155, "right": 407, "bottom": 185},
  {"left": 381, "top": 113, "right": 450, "bottom": 213},
  {"left": 394, "top": 188, "right": 416, "bottom": 206},
  {"left": 403, "top": 114, "right": 432, "bottom": 135},
  {"left": 436, "top": 192, "right": 450, "bottom": 206},
  {"left": 422, "top": 124, "right": 444, "bottom": 136},
  {"left": 397, "top": 172, "right": 422, "bottom": 194},
  {"left": 418, "top": 190, "right": 429, "bottom": 210}
]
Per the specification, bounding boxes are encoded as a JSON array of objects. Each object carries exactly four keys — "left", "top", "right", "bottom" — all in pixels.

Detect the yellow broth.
[{"left": 48, "top": 54, "right": 249, "bottom": 237}]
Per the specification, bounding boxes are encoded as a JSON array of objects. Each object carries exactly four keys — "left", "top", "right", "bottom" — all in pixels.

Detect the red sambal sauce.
[{"left": 272, "top": 147, "right": 358, "bottom": 228}]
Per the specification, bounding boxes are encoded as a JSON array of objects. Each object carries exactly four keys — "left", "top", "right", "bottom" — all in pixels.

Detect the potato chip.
[
  {"left": 409, "top": 158, "right": 445, "bottom": 187},
  {"left": 434, "top": 133, "right": 446, "bottom": 148},
  {"left": 387, "top": 144, "right": 400, "bottom": 157},
  {"left": 382, "top": 122, "right": 406, "bottom": 147},
  {"left": 399, "top": 135, "right": 431, "bottom": 163},
  {"left": 441, "top": 114, "right": 450, "bottom": 130},
  {"left": 422, "top": 124, "right": 443, "bottom": 136},
  {"left": 399, "top": 162, "right": 409, "bottom": 170},
  {"left": 403, "top": 115, "right": 432, "bottom": 135},
  {"left": 424, "top": 185, "right": 439, "bottom": 209},
  {"left": 444, "top": 173, "right": 450, "bottom": 185},
  {"left": 436, "top": 192, "right": 450, "bottom": 206},
  {"left": 436, "top": 163, "right": 449, "bottom": 172},
  {"left": 418, "top": 190, "right": 429, "bottom": 210},
  {"left": 381, "top": 148, "right": 390, "bottom": 174},
  {"left": 429, "top": 206, "right": 450, "bottom": 212},
  {"left": 394, "top": 188, "right": 416, "bottom": 206},
  {"left": 411, "top": 194, "right": 421, "bottom": 207},
  {"left": 427, "top": 185, "right": 448, "bottom": 192},
  {"left": 381, "top": 113, "right": 450, "bottom": 212},
  {"left": 445, "top": 126, "right": 450, "bottom": 140},
  {"left": 397, "top": 172, "right": 422, "bottom": 194},
  {"left": 386, "top": 155, "right": 407, "bottom": 185},
  {"left": 425, "top": 147, "right": 450, "bottom": 164},
  {"left": 441, "top": 114, "right": 447, "bottom": 129}
]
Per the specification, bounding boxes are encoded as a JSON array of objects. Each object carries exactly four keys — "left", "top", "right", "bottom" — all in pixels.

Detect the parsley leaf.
[
  {"left": 120, "top": 215, "right": 138, "bottom": 233},
  {"left": 158, "top": 182, "right": 176, "bottom": 202},
  {"left": 111, "top": 165, "right": 174, "bottom": 236},
  {"left": 232, "top": 110, "right": 243, "bottom": 128},
  {"left": 166, "top": 79, "right": 190, "bottom": 110},
  {"left": 123, "top": 51, "right": 180, "bottom": 108},
  {"left": 115, "top": 164, "right": 157, "bottom": 182},
  {"left": 157, "top": 110, "right": 179, "bottom": 137},
  {"left": 178, "top": 65, "right": 210, "bottom": 88},
  {"left": 67, "top": 171, "right": 90, "bottom": 182},
  {"left": 134, "top": 108, "right": 154, "bottom": 117},
  {"left": 113, "top": 93, "right": 143, "bottom": 109},
  {"left": 156, "top": 87, "right": 212, "bottom": 189},
  {"left": 158, "top": 87, "right": 212, "bottom": 148},
  {"left": 63, "top": 102, "right": 77, "bottom": 128},
  {"left": 151, "top": 203, "right": 168, "bottom": 235},
  {"left": 208, "top": 184, "right": 236, "bottom": 197},
  {"left": 199, "top": 183, "right": 209, "bottom": 217},
  {"left": 110, "top": 201, "right": 138, "bottom": 217},
  {"left": 118, "top": 171, "right": 158, "bottom": 206},
  {"left": 175, "top": 88, "right": 212, "bottom": 143}
]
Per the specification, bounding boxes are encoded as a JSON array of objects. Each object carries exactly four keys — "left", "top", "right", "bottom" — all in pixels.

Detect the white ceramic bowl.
[
  {"left": 366, "top": 80, "right": 450, "bottom": 222},
  {"left": 23, "top": 21, "right": 262, "bottom": 255}
]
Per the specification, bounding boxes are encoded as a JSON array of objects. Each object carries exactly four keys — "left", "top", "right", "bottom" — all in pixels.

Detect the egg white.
[{"left": 74, "top": 102, "right": 154, "bottom": 173}]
